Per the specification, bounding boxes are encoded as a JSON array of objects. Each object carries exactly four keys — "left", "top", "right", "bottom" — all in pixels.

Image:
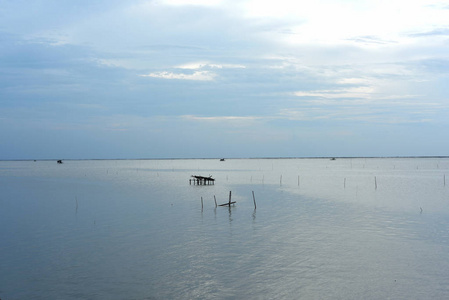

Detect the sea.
[{"left": 1, "top": 157, "right": 449, "bottom": 299}]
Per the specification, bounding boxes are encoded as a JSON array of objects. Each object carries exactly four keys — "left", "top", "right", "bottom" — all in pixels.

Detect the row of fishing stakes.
[
  {"left": 283, "top": 174, "right": 446, "bottom": 189},
  {"left": 247, "top": 173, "right": 447, "bottom": 190},
  {"left": 199, "top": 173, "right": 448, "bottom": 210},
  {"left": 201, "top": 191, "right": 257, "bottom": 210}
]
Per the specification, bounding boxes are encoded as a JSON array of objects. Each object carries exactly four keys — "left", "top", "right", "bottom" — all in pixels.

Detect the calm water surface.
[{"left": 1, "top": 158, "right": 449, "bottom": 299}]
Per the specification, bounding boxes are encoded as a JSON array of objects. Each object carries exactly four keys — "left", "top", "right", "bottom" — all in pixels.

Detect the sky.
[{"left": 1, "top": 0, "right": 449, "bottom": 159}]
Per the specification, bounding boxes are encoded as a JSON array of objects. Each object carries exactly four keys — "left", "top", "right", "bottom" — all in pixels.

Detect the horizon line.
[{"left": 2, "top": 155, "right": 449, "bottom": 162}]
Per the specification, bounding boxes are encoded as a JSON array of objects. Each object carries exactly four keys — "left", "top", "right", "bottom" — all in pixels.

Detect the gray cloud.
[{"left": 408, "top": 28, "right": 449, "bottom": 37}]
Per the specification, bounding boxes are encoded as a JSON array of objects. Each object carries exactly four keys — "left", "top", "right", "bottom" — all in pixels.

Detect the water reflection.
[{"left": 2, "top": 158, "right": 449, "bottom": 299}]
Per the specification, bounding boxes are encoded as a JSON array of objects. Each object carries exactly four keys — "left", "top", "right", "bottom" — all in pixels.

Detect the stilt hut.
[{"left": 190, "top": 175, "right": 215, "bottom": 185}]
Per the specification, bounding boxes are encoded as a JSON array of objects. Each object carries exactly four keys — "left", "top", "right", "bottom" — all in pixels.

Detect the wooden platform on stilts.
[{"left": 190, "top": 175, "right": 215, "bottom": 185}]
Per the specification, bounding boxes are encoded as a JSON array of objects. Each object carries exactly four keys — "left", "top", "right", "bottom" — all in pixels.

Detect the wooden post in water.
[
  {"left": 201, "top": 197, "right": 203, "bottom": 210},
  {"left": 214, "top": 195, "right": 217, "bottom": 207},
  {"left": 252, "top": 191, "right": 256, "bottom": 209},
  {"left": 218, "top": 191, "right": 236, "bottom": 207}
]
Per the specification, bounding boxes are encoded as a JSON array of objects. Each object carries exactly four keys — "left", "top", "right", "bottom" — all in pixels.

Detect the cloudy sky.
[{"left": 1, "top": 0, "right": 449, "bottom": 159}]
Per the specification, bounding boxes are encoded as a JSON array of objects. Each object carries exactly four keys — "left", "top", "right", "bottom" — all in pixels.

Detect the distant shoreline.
[{"left": 2, "top": 156, "right": 449, "bottom": 162}]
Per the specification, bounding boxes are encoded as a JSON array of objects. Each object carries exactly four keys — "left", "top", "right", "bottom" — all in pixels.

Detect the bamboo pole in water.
[
  {"left": 252, "top": 191, "right": 256, "bottom": 209},
  {"left": 218, "top": 191, "right": 236, "bottom": 206}
]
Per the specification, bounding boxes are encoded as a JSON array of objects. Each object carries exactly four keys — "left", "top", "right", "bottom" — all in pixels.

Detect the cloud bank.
[{"left": 1, "top": 0, "right": 449, "bottom": 158}]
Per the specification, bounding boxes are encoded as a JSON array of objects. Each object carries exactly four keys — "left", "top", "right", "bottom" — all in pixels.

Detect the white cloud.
[
  {"left": 293, "top": 87, "right": 375, "bottom": 99},
  {"left": 278, "top": 106, "right": 434, "bottom": 124},
  {"left": 140, "top": 61, "right": 245, "bottom": 81},
  {"left": 176, "top": 62, "right": 246, "bottom": 69},
  {"left": 140, "top": 71, "right": 217, "bottom": 81},
  {"left": 240, "top": 0, "right": 449, "bottom": 47},
  {"left": 337, "top": 78, "right": 371, "bottom": 85}
]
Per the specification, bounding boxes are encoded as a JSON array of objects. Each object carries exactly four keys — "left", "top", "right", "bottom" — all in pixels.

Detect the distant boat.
[
  {"left": 220, "top": 158, "right": 225, "bottom": 161},
  {"left": 57, "top": 160, "right": 63, "bottom": 164},
  {"left": 330, "top": 157, "right": 336, "bottom": 161}
]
